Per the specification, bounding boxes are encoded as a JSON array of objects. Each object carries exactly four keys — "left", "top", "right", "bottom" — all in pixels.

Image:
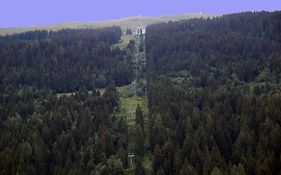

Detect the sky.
[{"left": 0, "top": 0, "right": 280, "bottom": 28}]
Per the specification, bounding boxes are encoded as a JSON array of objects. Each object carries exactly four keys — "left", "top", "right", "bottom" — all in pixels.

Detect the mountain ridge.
[{"left": 0, "top": 13, "right": 217, "bottom": 35}]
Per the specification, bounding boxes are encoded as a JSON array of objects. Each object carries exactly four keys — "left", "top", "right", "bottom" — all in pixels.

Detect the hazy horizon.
[
  {"left": 1, "top": 0, "right": 280, "bottom": 28},
  {"left": 1, "top": 13, "right": 216, "bottom": 28}
]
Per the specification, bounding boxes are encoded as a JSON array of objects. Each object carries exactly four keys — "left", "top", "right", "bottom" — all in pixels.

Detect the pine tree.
[
  {"left": 153, "top": 145, "right": 163, "bottom": 172},
  {"left": 135, "top": 156, "right": 146, "bottom": 175},
  {"left": 135, "top": 124, "right": 145, "bottom": 157},
  {"left": 179, "top": 160, "right": 198, "bottom": 175},
  {"left": 230, "top": 163, "right": 246, "bottom": 175},
  {"left": 126, "top": 28, "right": 132, "bottom": 35},
  {"left": 135, "top": 105, "right": 145, "bottom": 131},
  {"left": 100, "top": 165, "right": 110, "bottom": 175},
  {"left": 156, "top": 167, "right": 165, "bottom": 175},
  {"left": 210, "top": 167, "right": 223, "bottom": 175}
]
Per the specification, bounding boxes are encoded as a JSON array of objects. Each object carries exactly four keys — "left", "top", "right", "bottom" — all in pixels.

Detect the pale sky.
[{"left": 0, "top": 0, "right": 280, "bottom": 27}]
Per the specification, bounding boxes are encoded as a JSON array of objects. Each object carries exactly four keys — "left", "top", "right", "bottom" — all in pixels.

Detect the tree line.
[{"left": 0, "top": 27, "right": 133, "bottom": 92}]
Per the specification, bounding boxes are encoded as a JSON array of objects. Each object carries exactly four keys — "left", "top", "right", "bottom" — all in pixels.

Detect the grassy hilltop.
[{"left": 0, "top": 13, "right": 216, "bottom": 35}]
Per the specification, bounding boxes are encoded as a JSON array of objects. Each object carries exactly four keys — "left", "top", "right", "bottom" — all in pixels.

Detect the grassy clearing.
[
  {"left": 114, "top": 35, "right": 135, "bottom": 49},
  {"left": 117, "top": 84, "right": 151, "bottom": 174},
  {"left": 124, "top": 169, "right": 134, "bottom": 175},
  {"left": 120, "top": 95, "right": 148, "bottom": 125},
  {"left": 57, "top": 84, "right": 147, "bottom": 118},
  {"left": 117, "top": 84, "right": 148, "bottom": 126},
  {"left": 57, "top": 88, "right": 106, "bottom": 97}
]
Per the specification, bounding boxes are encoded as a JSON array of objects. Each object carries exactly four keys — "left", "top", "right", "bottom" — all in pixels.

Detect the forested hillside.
[
  {"left": 0, "top": 27, "right": 136, "bottom": 174},
  {"left": 146, "top": 11, "right": 281, "bottom": 175},
  {"left": 1, "top": 11, "right": 281, "bottom": 175},
  {"left": 0, "top": 84, "right": 130, "bottom": 174},
  {"left": 0, "top": 27, "right": 133, "bottom": 92}
]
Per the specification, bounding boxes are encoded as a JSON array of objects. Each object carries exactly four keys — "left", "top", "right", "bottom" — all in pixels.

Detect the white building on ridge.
[{"left": 135, "top": 27, "right": 145, "bottom": 35}]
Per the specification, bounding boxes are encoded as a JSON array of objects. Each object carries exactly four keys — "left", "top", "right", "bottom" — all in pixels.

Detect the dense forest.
[
  {"left": 1, "top": 11, "right": 281, "bottom": 175},
  {"left": 146, "top": 11, "right": 281, "bottom": 175},
  {"left": 0, "top": 27, "right": 135, "bottom": 174},
  {"left": 0, "top": 84, "right": 129, "bottom": 174},
  {"left": 0, "top": 27, "right": 133, "bottom": 92}
]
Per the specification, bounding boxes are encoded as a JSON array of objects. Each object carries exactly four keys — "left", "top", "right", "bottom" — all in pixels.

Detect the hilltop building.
[{"left": 135, "top": 27, "right": 145, "bottom": 35}]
